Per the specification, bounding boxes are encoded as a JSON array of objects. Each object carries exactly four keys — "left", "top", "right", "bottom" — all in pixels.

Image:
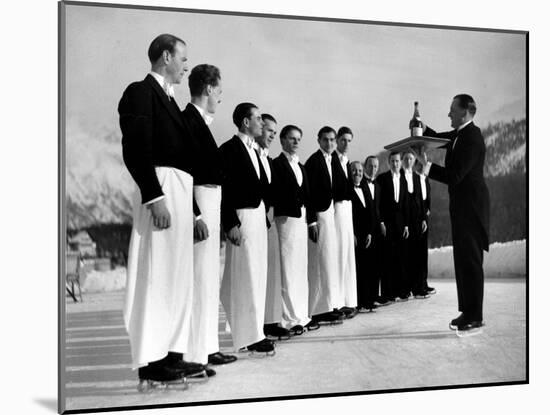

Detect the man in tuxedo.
[
  {"left": 362, "top": 156, "right": 384, "bottom": 309},
  {"left": 179, "top": 64, "right": 237, "bottom": 371},
  {"left": 272, "top": 125, "right": 319, "bottom": 334},
  {"left": 258, "top": 114, "right": 292, "bottom": 340},
  {"left": 305, "top": 126, "right": 343, "bottom": 324},
  {"left": 331, "top": 127, "right": 358, "bottom": 318},
  {"left": 350, "top": 161, "right": 379, "bottom": 312},
  {"left": 220, "top": 103, "right": 275, "bottom": 354},
  {"left": 377, "top": 152, "right": 410, "bottom": 302},
  {"left": 119, "top": 34, "right": 206, "bottom": 383},
  {"left": 415, "top": 94, "right": 490, "bottom": 334},
  {"left": 401, "top": 149, "right": 430, "bottom": 299}
]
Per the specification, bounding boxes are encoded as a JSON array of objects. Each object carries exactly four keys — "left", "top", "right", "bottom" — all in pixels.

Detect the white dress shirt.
[
  {"left": 403, "top": 169, "right": 414, "bottom": 193},
  {"left": 191, "top": 102, "right": 214, "bottom": 126},
  {"left": 392, "top": 171, "right": 400, "bottom": 203},
  {"left": 149, "top": 71, "right": 174, "bottom": 98},
  {"left": 354, "top": 185, "right": 365, "bottom": 207},
  {"left": 320, "top": 149, "right": 333, "bottom": 182},
  {"left": 256, "top": 145, "right": 272, "bottom": 184},
  {"left": 335, "top": 150, "right": 348, "bottom": 178},
  {"left": 237, "top": 132, "right": 261, "bottom": 179},
  {"left": 419, "top": 172, "right": 427, "bottom": 200},
  {"left": 283, "top": 151, "right": 303, "bottom": 186},
  {"left": 365, "top": 176, "right": 375, "bottom": 200}
]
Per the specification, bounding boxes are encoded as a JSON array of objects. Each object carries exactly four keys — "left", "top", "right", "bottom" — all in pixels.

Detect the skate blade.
[
  {"left": 137, "top": 378, "right": 188, "bottom": 393},
  {"left": 267, "top": 335, "right": 291, "bottom": 341},
  {"left": 455, "top": 327, "right": 483, "bottom": 338},
  {"left": 248, "top": 349, "right": 276, "bottom": 358},
  {"left": 186, "top": 371, "right": 209, "bottom": 383}
]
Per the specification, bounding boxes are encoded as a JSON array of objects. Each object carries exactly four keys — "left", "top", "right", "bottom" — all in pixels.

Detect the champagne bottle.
[{"left": 410, "top": 101, "right": 423, "bottom": 137}]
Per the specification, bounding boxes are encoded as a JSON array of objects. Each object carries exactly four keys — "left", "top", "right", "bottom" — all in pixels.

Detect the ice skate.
[
  {"left": 245, "top": 338, "right": 276, "bottom": 357},
  {"left": 312, "top": 311, "right": 344, "bottom": 326},
  {"left": 340, "top": 306, "right": 358, "bottom": 319},
  {"left": 169, "top": 359, "right": 209, "bottom": 383},
  {"left": 289, "top": 324, "right": 304, "bottom": 335},
  {"left": 137, "top": 365, "right": 188, "bottom": 393},
  {"left": 264, "top": 323, "right": 291, "bottom": 340},
  {"left": 304, "top": 320, "right": 320, "bottom": 331},
  {"left": 456, "top": 321, "right": 484, "bottom": 338},
  {"left": 449, "top": 313, "right": 465, "bottom": 330}
]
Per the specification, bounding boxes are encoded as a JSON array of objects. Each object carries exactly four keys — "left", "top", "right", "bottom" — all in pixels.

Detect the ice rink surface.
[{"left": 63, "top": 278, "right": 526, "bottom": 412}]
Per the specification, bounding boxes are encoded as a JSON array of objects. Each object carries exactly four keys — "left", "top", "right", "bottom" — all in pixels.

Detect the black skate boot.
[
  {"left": 162, "top": 353, "right": 208, "bottom": 382},
  {"left": 312, "top": 311, "right": 344, "bottom": 325},
  {"left": 137, "top": 364, "right": 188, "bottom": 393},
  {"left": 304, "top": 320, "right": 320, "bottom": 331},
  {"left": 264, "top": 323, "right": 291, "bottom": 340},
  {"left": 289, "top": 324, "right": 304, "bottom": 335},
  {"left": 246, "top": 338, "right": 276, "bottom": 356},
  {"left": 339, "top": 306, "right": 358, "bottom": 319}
]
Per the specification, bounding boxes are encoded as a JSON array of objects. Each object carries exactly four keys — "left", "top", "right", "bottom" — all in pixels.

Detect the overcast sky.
[{"left": 64, "top": 4, "right": 526, "bottom": 163}]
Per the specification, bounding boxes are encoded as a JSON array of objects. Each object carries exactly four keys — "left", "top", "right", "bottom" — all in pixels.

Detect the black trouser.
[
  {"left": 381, "top": 224, "right": 407, "bottom": 299},
  {"left": 419, "top": 225, "right": 429, "bottom": 291},
  {"left": 451, "top": 213, "right": 485, "bottom": 321},
  {"left": 355, "top": 237, "right": 380, "bottom": 306},
  {"left": 406, "top": 226, "right": 424, "bottom": 295}
]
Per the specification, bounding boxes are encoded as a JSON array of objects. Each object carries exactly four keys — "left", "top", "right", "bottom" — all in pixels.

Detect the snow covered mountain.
[{"left": 65, "top": 118, "right": 527, "bottom": 230}]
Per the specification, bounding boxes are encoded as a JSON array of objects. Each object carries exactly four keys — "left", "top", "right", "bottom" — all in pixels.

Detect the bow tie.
[
  {"left": 203, "top": 113, "right": 214, "bottom": 126},
  {"left": 338, "top": 154, "right": 348, "bottom": 164},
  {"left": 354, "top": 184, "right": 362, "bottom": 188},
  {"left": 259, "top": 147, "right": 269, "bottom": 158},
  {"left": 365, "top": 178, "right": 374, "bottom": 184}
]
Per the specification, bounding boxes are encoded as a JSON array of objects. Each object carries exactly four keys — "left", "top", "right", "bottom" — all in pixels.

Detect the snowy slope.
[{"left": 65, "top": 118, "right": 526, "bottom": 229}]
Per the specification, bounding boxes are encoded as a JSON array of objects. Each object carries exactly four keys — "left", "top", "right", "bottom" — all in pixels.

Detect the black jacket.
[
  {"left": 425, "top": 123, "right": 490, "bottom": 250},
  {"left": 271, "top": 153, "right": 309, "bottom": 219},
  {"left": 377, "top": 170, "right": 409, "bottom": 235},
  {"left": 219, "top": 135, "right": 269, "bottom": 232},
  {"left": 305, "top": 150, "right": 334, "bottom": 224},
  {"left": 119, "top": 74, "right": 198, "bottom": 204}
]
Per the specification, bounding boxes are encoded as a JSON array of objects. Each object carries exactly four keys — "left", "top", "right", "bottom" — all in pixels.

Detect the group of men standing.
[{"left": 117, "top": 33, "right": 489, "bottom": 387}]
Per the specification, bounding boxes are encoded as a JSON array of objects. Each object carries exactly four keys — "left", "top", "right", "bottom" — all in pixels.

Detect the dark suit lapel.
[
  {"left": 279, "top": 153, "right": 300, "bottom": 188},
  {"left": 186, "top": 103, "right": 215, "bottom": 142},
  {"left": 146, "top": 74, "right": 185, "bottom": 130},
  {"left": 233, "top": 135, "right": 261, "bottom": 182},
  {"left": 316, "top": 150, "right": 332, "bottom": 184}
]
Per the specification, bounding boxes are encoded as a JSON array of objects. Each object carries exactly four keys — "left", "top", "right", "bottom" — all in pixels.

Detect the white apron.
[
  {"left": 264, "top": 207, "right": 283, "bottom": 324},
  {"left": 307, "top": 202, "right": 339, "bottom": 316},
  {"left": 334, "top": 200, "right": 358, "bottom": 307},
  {"left": 124, "top": 167, "right": 194, "bottom": 369},
  {"left": 184, "top": 185, "right": 221, "bottom": 365},
  {"left": 220, "top": 202, "right": 268, "bottom": 350},
  {"left": 276, "top": 207, "right": 311, "bottom": 329}
]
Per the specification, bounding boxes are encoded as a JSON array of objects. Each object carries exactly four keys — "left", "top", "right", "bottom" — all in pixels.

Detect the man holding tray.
[{"left": 413, "top": 94, "right": 490, "bottom": 336}]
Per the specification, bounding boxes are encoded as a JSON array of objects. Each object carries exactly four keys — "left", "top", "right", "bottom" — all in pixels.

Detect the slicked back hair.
[
  {"left": 365, "top": 155, "right": 378, "bottom": 165},
  {"left": 188, "top": 64, "right": 220, "bottom": 97},
  {"left": 232, "top": 102, "right": 258, "bottom": 129},
  {"left": 280, "top": 124, "right": 303, "bottom": 140},
  {"left": 388, "top": 151, "right": 401, "bottom": 161},
  {"left": 453, "top": 94, "right": 477, "bottom": 116},
  {"left": 318, "top": 126, "right": 336, "bottom": 139},
  {"left": 148, "top": 34, "right": 186, "bottom": 63},
  {"left": 337, "top": 126, "right": 353, "bottom": 137},
  {"left": 261, "top": 113, "right": 277, "bottom": 124}
]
